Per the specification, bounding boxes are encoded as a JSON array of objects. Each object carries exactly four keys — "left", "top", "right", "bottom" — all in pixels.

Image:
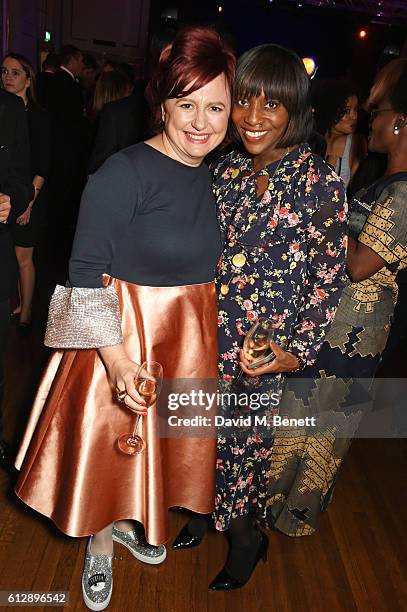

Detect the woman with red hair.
[{"left": 14, "top": 26, "right": 235, "bottom": 611}]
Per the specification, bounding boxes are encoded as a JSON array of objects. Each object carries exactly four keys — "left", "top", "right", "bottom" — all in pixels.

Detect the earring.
[{"left": 394, "top": 125, "right": 400, "bottom": 135}]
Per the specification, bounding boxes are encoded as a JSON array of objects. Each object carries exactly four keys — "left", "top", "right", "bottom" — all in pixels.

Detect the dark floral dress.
[{"left": 211, "top": 144, "right": 348, "bottom": 530}]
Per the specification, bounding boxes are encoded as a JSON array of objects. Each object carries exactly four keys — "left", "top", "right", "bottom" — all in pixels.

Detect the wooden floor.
[{"left": 1, "top": 246, "right": 407, "bottom": 611}]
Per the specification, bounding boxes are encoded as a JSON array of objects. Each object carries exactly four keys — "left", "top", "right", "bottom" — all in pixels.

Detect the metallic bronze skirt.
[{"left": 15, "top": 278, "right": 217, "bottom": 544}]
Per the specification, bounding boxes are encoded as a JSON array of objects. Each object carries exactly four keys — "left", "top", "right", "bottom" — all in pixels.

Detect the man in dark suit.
[
  {"left": 45, "top": 45, "right": 85, "bottom": 235},
  {"left": 37, "top": 52, "right": 60, "bottom": 108},
  {"left": 0, "top": 89, "right": 32, "bottom": 469},
  {"left": 87, "top": 84, "right": 145, "bottom": 174}
]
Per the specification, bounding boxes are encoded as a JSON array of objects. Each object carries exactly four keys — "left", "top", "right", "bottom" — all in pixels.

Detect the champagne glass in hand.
[
  {"left": 243, "top": 317, "right": 275, "bottom": 370},
  {"left": 117, "top": 361, "right": 163, "bottom": 455}
]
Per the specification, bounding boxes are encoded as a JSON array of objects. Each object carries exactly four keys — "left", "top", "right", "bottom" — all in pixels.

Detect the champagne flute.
[
  {"left": 243, "top": 317, "right": 275, "bottom": 370},
  {"left": 117, "top": 361, "right": 163, "bottom": 456}
]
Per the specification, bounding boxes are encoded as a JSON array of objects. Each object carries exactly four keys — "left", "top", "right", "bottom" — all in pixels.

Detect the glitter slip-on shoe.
[
  {"left": 112, "top": 525, "right": 167, "bottom": 565},
  {"left": 82, "top": 537, "right": 113, "bottom": 611}
]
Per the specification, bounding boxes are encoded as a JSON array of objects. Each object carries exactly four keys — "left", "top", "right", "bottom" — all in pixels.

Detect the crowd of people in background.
[
  {"left": 0, "top": 22, "right": 407, "bottom": 611},
  {"left": 0, "top": 42, "right": 148, "bottom": 470}
]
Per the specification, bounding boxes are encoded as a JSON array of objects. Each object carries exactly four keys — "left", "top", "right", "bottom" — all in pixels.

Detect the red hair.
[{"left": 145, "top": 26, "right": 236, "bottom": 135}]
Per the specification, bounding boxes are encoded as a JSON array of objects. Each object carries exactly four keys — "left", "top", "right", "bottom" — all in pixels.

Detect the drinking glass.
[
  {"left": 117, "top": 360, "right": 163, "bottom": 455},
  {"left": 243, "top": 317, "right": 275, "bottom": 370}
]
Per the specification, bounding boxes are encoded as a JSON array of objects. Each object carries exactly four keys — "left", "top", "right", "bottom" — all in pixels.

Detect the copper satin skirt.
[{"left": 15, "top": 278, "right": 217, "bottom": 544}]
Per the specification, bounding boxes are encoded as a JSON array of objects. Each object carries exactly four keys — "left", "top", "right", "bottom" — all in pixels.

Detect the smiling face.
[
  {"left": 161, "top": 73, "right": 231, "bottom": 166},
  {"left": 232, "top": 91, "right": 291, "bottom": 169},
  {"left": 1, "top": 56, "right": 30, "bottom": 101},
  {"left": 333, "top": 95, "right": 358, "bottom": 136}
]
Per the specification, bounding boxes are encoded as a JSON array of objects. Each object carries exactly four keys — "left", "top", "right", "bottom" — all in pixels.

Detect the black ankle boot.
[
  {"left": 209, "top": 529, "right": 269, "bottom": 590},
  {"left": 172, "top": 516, "right": 209, "bottom": 550}
]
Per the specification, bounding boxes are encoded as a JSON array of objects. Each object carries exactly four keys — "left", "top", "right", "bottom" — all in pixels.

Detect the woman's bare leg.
[
  {"left": 15, "top": 247, "right": 35, "bottom": 324},
  {"left": 91, "top": 523, "right": 113, "bottom": 555}
]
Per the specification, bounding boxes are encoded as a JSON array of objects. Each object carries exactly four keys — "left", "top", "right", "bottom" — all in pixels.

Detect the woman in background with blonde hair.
[{"left": 93, "top": 70, "right": 130, "bottom": 114}]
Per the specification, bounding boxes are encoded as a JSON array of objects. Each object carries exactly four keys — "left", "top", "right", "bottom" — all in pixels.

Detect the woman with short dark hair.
[
  {"left": 175, "top": 43, "right": 348, "bottom": 590},
  {"left": 14, "top": 26, "right": 235, "bottom": 610}
]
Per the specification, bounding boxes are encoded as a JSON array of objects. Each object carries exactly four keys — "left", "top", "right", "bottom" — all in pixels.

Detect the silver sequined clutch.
[{"left": 44, "top": 285, "right": 123, "bottom": 349}]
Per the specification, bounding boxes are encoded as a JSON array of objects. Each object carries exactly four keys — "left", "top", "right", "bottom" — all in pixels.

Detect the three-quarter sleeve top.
[
  {"left": 45, "top": 143, "right": 222, "bottom": 349},
  {"left": 69, "top": 142, "right": 222, "bottom": 288}
]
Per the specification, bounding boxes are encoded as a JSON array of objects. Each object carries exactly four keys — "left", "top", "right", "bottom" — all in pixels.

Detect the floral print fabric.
[{"left": 212, "top": 144, "right": 349, "bottom": 530}]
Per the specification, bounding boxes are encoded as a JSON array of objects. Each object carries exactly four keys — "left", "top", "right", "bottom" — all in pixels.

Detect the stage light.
[
  {"left": 44, "top": 31, "right": 51, "bottom": 42},
  {"left": 218, "top": 4, "right": 223, "bottom": 12},
  {"left": 302, "top": 57, "right": 318, "bottom": 79},
  {"left": 359, "top": 29, "right": 367, "bottom": 39}
]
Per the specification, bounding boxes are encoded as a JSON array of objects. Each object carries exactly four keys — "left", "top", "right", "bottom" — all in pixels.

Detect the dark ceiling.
[{"left": 284, "top": 0, "right": 407, "bottom": 24}]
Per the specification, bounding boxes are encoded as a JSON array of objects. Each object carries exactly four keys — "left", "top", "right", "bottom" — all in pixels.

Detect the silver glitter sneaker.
[
  {"left": 112, "top": 525, "right": 167, "bottom": 565},
  {"left": 82, "top": 537, "right": 113, "bottom": 611}
]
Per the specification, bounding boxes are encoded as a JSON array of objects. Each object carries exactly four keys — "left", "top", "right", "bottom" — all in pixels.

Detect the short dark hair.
[
  {"left": 82, "top": 52, "right": 98, "bottom": 71},
  {"left": 43, "top": 53, "right": 60, "bottom": 71},
  {"left": 145, "top": 25, "right": 236, "bottom": 135},
  {"left": 368, "top": 58, "right": 407, "bottom": 115},
  {"left": 116, "top": 62, "right": 134, "bottom": 85},
  {"left": 233, "top": 44, "right": 313, "bottom": 148},
  {"left": 312, "top": 78, "right": 359, "bottom": 136},
  {"left": 59, "top": 45, "right": 82, "bottom": 66}
]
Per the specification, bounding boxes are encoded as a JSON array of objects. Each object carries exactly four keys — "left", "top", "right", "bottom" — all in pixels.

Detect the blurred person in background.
[
  {"left": 88, "top": 68, "right": 143, "bottom": 173},
  {"left": 86, "top": 26, "right": 177, "bottom": 175},
  {"left": 0, "top": 84, "right": 32, "bottom": 469},
  {"left": 81, "top": 52, "right": 99, "bottom": 123},
  {"left": 1, "top": 53, "right": 50, "bottom": 334},
  {"left": 36, "top": 52, "right": 59, "bottom": 107},
  {"left": 92, "top": 70, "right": 129, "bottom": 115},
  {"left": 313, "top": 78, "right": 367, "bottom": 188},
  {"left": 44, "top": 45, "right": 86, "bottom": 256}
]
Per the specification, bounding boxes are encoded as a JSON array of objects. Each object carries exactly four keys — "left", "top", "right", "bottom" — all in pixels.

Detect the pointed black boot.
[
  {"left": 172, "top": 516, "right": 209, "bottom": 550},
  {"left": 209, "top": 530, "right": 269, "bottom": 590}
]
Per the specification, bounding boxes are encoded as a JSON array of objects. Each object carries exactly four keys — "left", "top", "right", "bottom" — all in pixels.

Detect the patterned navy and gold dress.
[
  {"left": 267, "top": 176, "right": 407, "bottom": 536},
  {"left": 211, "top": 144, "right": 348, "bottom": 530}
]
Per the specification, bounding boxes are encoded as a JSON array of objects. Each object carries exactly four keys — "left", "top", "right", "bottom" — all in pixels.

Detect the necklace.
[
  {"left": 220, "top": 148, "right": 290, "bottom": 297},
  {"left": 247, "top": 148, "right": 290, "bottom": 225}
]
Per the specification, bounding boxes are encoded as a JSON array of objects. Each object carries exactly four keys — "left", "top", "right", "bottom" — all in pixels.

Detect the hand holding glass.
[
  {"left": 117, "top": 361, "right": 163, "bottom": 455},
  {"left": 243, "top": 317, "right": 276, "bottom": 370}
]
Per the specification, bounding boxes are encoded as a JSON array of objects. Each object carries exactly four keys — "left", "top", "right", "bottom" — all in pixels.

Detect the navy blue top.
[{"left": 69, "top": 142, "right": 222, "bottom": 287}]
